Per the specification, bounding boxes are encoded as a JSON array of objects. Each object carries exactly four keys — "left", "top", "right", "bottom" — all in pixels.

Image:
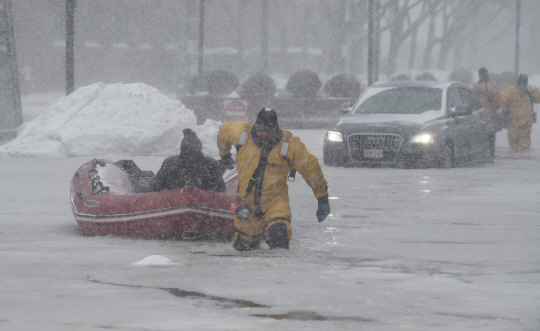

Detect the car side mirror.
[
  {"left": 452, "top": 105, "right": 472, "bottom": 116},
  {"left": 339, "top": 102, "right": 352, "bottom": 114}
]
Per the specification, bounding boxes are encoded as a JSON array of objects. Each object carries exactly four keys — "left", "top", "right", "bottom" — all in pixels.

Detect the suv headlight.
[
  {"left": 326, "top": 131, "right": 343, "bottom": 142},
  {"left": 411, "top": 133, "right": 434, "bottom": 144}
]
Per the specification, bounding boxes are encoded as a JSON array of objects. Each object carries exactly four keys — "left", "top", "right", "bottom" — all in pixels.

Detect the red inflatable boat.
[{"left": 70, "top": 159, "right": 238, "bottom": 240}]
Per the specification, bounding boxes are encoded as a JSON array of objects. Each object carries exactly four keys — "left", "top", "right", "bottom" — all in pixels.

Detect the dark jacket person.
[{"left": 150, "top": 128, "right": 225, "bottom": 192}]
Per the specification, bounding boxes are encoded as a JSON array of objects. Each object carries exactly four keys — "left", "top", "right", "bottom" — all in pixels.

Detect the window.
[
  {"left": 353, "top": 87, "right": 442, "bottom": 115},
  {"left": 458, "top": 88, "right": 481, "bottom": 110},
  {"left": 448, "top": 88, "right": 464, "bottom": 108}
]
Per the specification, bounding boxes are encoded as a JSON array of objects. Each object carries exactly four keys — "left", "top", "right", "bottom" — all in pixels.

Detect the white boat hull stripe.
[{"left": 72, "top": 204, "right": 233, "bottom": 223}]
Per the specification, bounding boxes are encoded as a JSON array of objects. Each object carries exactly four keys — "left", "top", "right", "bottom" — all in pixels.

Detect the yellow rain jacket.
[
  {"left": 217, "top": 121, "right": 328, "bottom": 240},
  {"left": 472, "top": 81, "right": 501, "bottom": 115},
  {"left": 501, "top": 84, "right": 540, "bottom": 149}
]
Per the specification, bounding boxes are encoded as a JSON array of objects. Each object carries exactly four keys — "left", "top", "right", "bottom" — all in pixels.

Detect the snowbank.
[{"left": 0, "top": 82, "right": 222, "bottom": 158}]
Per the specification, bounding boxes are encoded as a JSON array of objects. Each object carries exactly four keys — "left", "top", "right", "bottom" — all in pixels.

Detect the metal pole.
[
  {"left": 515, "top": 0, "right": 520, "bottom": 75},
  {"left": 198, "top": 0, "right": 205, "bottom": 74},
  {"left": 374, "top": 0, "right": 380, "bottom": 83},
  {"left": 0, "top": 0, "right": 23, "bottom": 138},
  {"left": 65, "top": 0, "right": 76, "bottom": 95},
  {"left": 368, "top": 0, "right": 374, "bottom": 86},
  {"left": 261, "top": 0, "right": 269, "bottom": 73}
]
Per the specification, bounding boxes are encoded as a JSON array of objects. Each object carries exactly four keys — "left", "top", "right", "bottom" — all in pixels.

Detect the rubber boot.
[{"left": 265, "top": 222, "right": 290, "bottom": 249}]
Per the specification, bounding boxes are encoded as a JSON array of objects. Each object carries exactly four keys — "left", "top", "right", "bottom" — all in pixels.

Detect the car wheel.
[{"left": 437, "top": 144, "right": 454, "bottom": 168}]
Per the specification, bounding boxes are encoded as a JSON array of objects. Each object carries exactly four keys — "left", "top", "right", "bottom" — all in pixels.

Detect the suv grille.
[{"left": 348, "top": 134, "right": 402, "bottom": 163}]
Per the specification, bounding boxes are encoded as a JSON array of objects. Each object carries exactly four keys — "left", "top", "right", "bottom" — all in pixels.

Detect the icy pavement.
[
  {"left": 1, "top": 132, "right": 539, "bottom": 330},
  {"left": 0, "top": 88, "right": 539, "bottom": 330}
]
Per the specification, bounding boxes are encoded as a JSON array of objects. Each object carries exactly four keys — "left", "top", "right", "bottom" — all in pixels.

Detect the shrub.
[
  {"left": 206, "top": 70, "right": 239, "bottom": 95},
  {"left": 239, "top": 72, "right": 276, "bottom": 98},
  {"left": 415, "top": 72, "right": 437, "bottom": 81},
  {"left": 323, "top": 74, "right": 362, "bottom": 98},
  {"left": 286, "top": 70, "right": 321, "bottom": 98},
  {"left": 391, "top": 74, "right": 411, "bottom": 81},
  {"left": 188, "top": 73, "right": 209, "bottom": 95},
  {"left": 448, "top": 68, "right": 472, "bottom": 85}
]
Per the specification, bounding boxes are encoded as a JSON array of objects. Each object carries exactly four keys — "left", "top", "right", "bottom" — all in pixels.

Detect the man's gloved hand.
[
  {"left": 220, "top": 153, "right": 235, "bottom": 170},
  {"left": 316, "top": 194, "right": 330, "bottom": 222}
]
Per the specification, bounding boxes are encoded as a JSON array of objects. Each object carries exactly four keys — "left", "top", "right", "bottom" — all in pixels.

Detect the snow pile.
[
  {"left": 129, "top": 255, "right": 180, "bottom": 267},
  {"left": 0, "top": 82, "right": 222, "bottom": 158}
]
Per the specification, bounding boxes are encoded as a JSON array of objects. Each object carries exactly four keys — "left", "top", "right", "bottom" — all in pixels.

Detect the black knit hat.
[
  {"left": 517, "top": 74, "right": 528, "bottom": 86},
  {"left": 253, "top": 108, "right": 279, "bottom": 132},
  {"left": 180, "top": 128, "right": 203, "bottom": 152},
  {"left": 479, "top": 67, "right": 488, "bottom": 82}
]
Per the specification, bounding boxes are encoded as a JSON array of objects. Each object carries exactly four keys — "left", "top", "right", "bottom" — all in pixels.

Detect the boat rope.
[{"left": 89, "top": 159, "right": 110, "bottom": 195}]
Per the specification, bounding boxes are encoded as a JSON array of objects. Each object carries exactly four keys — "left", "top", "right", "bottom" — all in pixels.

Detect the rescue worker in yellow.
[
  {"left": 473, "top": 67, "right": 502, "bottom": 131},
  {"left": 217, "top": 108, "right": 330, "bottom": 251},
  {"left": 501, "top": 74, "right": 540, "bottom": 152}
]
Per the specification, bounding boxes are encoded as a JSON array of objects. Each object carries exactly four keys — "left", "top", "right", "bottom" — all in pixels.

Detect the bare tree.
[
  {"left": 437, "top": 1, "right": 479, "bottom": 69},
  {"left": 379, "top": 0, "right": 433, "bottom": 75},
  {"left": 347, "top": 0, "right": 368, "bottom": 76},
  {"left": 320, "top": 0, "right": 348, "bottom": 74},
  {"left": 65, "top": 0, "right": 76, "bottom": 95},
  {"left": 452, "top": 0, "right": 506, "bottom": 70},
  {"left": 421, "top": 0, "right": 442, "bottom": 69},
  {"left": 213, "top": 1, "right": 250, "bottom": 76},
  {"left": 420, "top": 0, "right": 493, "bottom": 70},
  {"left": 236, "top": 0, "right": 247, "bottom": 76}
]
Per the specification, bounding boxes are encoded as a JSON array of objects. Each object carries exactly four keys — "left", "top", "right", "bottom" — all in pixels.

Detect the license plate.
[{"left": 364, "top": 149, "right": 383, "bottom": 158}]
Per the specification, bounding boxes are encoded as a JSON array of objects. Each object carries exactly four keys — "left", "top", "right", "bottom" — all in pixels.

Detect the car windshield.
[{"left": 352, "top": 87, "right": 443, "bottom": 114}]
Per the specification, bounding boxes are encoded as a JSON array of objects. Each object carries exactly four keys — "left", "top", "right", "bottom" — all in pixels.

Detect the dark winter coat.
[{"left": 149, "top": 150, "right": 225, "bottom": 192}]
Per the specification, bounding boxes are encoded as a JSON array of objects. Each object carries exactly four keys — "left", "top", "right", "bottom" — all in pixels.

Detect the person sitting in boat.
[{"left": 150, "top": 128, "right": 226, "bottom": 192}]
